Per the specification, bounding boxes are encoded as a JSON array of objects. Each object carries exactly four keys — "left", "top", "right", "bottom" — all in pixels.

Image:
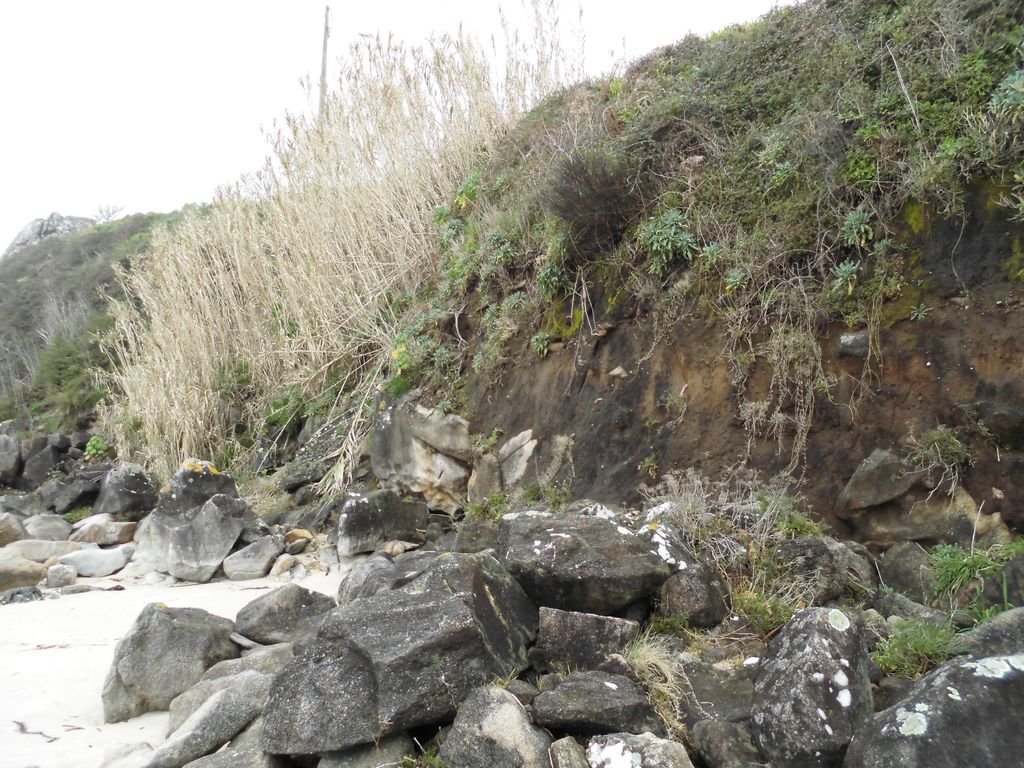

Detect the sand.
[{"left": 0, "top": 569, "right": 344, "bottom": 768}]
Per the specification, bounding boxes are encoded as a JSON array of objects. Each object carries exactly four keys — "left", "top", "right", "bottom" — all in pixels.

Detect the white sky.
[{"left": 0, "top": 0, "right": 787, "bottom": 248}]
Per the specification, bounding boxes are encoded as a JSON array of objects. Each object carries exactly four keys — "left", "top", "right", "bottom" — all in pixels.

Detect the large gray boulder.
[
  {"left": 234, "top": 583, "right": 336, "bottom": 646},
  {"left": 168, "top": 670, "right": 271, "bottom": 736},
  {"left": 23, "top": 513, "right": 72, "bottom": 541},
  {"left": 371, "top": 396, "right": 473, "bottom": 512},
  {"left": 335, "top": 490, "right": 428, "bottom": 556},
  {"left": 135, "top": 492, "right": 246, "bottom": 582},
  {"left": 532, "top": 671, "right": 664, "bottom": 736},
  {"left": 586, "top": 733, "right": 695, "bottom": 768},
  {"left": 102, "top": 604, "right": 239, "bottom": 723},
  {"left": 222, "top": 535, "right": 285, "bottom": 581},
  {"left": 691, "top": 720, "right": 766, "bottom": 768},
  {"left": 200, "top": 643, "right": 294, "bottom": 683},
  {"left": 676, "top": 657, "right": 756, "bottom": 731},
  {"left": 956, "top": 607, "right": 1024, "bottom": 657},
  {"left": 70, "top": 513, "right": 137, "bottom": 546},
  {"left": 878, "top": 542, "right": 936, "bottom": 605},
  {"left": 529, "top": 607, "right": 639, "bottom": 672},
  {"left": 19, "top": 446, "right": 62, "bottom": 491},
  {"left": 5, "top": 538, "right": 90, "bottom": 561},
  {"left": 0, "top": 553, "right": 45, "bottom": 590},
  {"left": 143, "top": 674, "right": 270, "bottom": 768},
  {"left": 59, "top": 543, "right": 135, "bottom": 577},
  {"left": 836, "top": 449, "right": 919, "bottom": 514},
  {"left": 0, "top": 511, "right": 27, "bottom": 546},
  {"left": 751, "top": 608, "right": 872, "bottom": 768},
  {"left": 498, "top": 512, "right": 671, "bottom": 614},
  {"left": 844, "top": 653, "right": 1024, "bottom": 767},
  {"left": 41, "top": 476, "right": 99, "bottom": 515},
  {"left": 437, "top": 687, "right": 552, "bottom": 768},
  {"left": 0, "top": 435, "right": 22, "bottom": 486},
  {"left": 318, "top": 734, "right": 416, "bottom": 768},
  {"left": 261, "top": 552, "right": 536, "bottom": 754},
  {"left": 95, "top": 463, "right": 159, "bottom": 521}
]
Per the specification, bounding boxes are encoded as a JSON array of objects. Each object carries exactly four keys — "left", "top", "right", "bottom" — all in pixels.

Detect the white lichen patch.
[
  {"left": 811, "top": 672, "right": 825, "bottom": 683},
  {"left": 913, "top": 703, "right": 930, "bottom": 714},
  {"left": 836, "top": 689, "right": 852, "bottom": 708},
  {"left": 946, "top": 686, "right": 962, "bottom": 701},
  {"left": 817, "top": 708, "right": 828, "bottom": 721},
  {"left": 964, "top": 654, "right": 1024, "bottom": 679},
  {"left": 824, "top": 724, "right": 834, "bottom": 736},
  {"left": 586, "top": 740, "right": 641, "bottom": 768},
  {"left": 834, "top": 670, "right": 849, "bottom": 688},
  {"left": 743, "top": 657, "right": 760, "bottom": 667},
  {"left": 604, "top": 681, "right": 619, "bottom": 690},
  {"left": 896, "top": 708, "right": 928, "bottom": 736},
  {"left": 827, "top": 609, "right": 850, "bottom": 632},
  {"left": 616, "top": 526, "right": 632, "bottom": 536}
]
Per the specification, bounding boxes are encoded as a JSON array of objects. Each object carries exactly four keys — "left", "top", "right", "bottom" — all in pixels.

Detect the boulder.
[
  {"left": 836, "top": 449, "right": 919, "bottom": 514},
  {"left": 838, "top": 330, "right": 870, "bottom": 359},
  {"left": 156, "top": 460, "right": 239, "bottom": 516},
  {"left": 437, "top": 687, "right": 552, "bottom": 768},
  {"left": 335, "top": 490, "right": 428, "bottom": 557},
  {"left": 956, "top": 607, "right": 1024, "bottom": 657},
  {"left": 0, "top": 492, "right": 46, "bottom": 517},
  {"left": 234, "top": 583, "right": 336, "bottom": 646},
  {"left": 135, "top": 492, "right": 246, "bottom": 582},
  {"left": 454, "top": 518, "right": 499, "bottom": 553},
  {"left": 691, "top": 720, "right": 766, "bottom": 768},
  {"left": 371, "top": 396, "right": 473, "bottom": 512},
  {"left": 0, "top": 585, "right": 43, "bottom": 604},
  {"left": 201, "top": 643, "right": 294, "bottom": 682},
  {"left": 319, "top": 734, "right": 416, "bottom": 768},
  {"left": 274, "top": 414, "right": 346, "bottom": 493},
  {"left": 20, "top": 435, "right": 49, "bottom": 462},
  {"left": 549, "top": 737, "right": 589, "bottom": 768},
  {"left": 532, "top": 671, "right": 664, "bottom": 736},
  {"left": 0, "top": 511, "right": 27, "bottom": 546},
  {"left": 878, "top": 542, "right": 936, "bottom": 605},
  {"left": 169, "top": 670, "right": 270, "bottom": 735},
  {"left": 46, "top": 562, "right": 78, "bottom": 587},
  {"left": 844, "top": 653, "right": 1024, "bottom": 767},
  {"left": 102, "top": 604, "right": 238, "bottom": 723},
  {"left": 59, "top": 543, "right": 135, "bottom": 577},
  {"left": 182, "top": 747, "right": 283, "bottom": 768},
  {"left": 0, "top": 434, "right": 22, "bottom": 486},
  {"left": 984, "top": 551, "right": 1024, "bottom": 608},
  {"left": 874, "top": 591, "right": 949, "bottom": 627},
  {"left": 676, "top": 658, "right": 756, "bottom": 731},
  {"left": 529, "top": 607, "right": 640, "bottom": 672},
  {"left": 585, "top": 732, "right": 694, "bottom": 768},
  {"left": 23, "top": 513, "right": 72, "bottom": 541},
  {"left": 5, "top": 538, "right": 90, "bottom": 561},
  {"left": 19, "top": 445, "right": 61, "bottom": 491},
  {"left": 336, "top": 550, "right": 441, "bottom": 604},
  {"left": 498, "top": 512, "right": 671, "bottom": 614},
  {"left": 0, "top": 554, "right": 45, "bottom": 590},
  {"left": 261, "top": 552, "right": 536, "bottom": 754},
  {"left": 751, "top": 608, "right": 872, "bottom": 768},
  {"left": 144, "top": 674, "right": 270, "bottom": 768},
  {"left": 846, "top": 487, "right": 1012, "bottom": 550},
  {"left": 961, "top": 400, "right": 1024, "bottom": 449},
  {"left": 222, "top": 535, "right": 286, "bottom": 581},
  {"left": 95, "top": 463, "right": 159, "bottom": 521},
  {"left": 71, "top": 515, "right": 137, "bottom": 546},
  {"left": 42, "top": 477, "right": 99, "bottom": 515},
  {"left": 771, "top": 536, "right": 875, "bottom": 604}
]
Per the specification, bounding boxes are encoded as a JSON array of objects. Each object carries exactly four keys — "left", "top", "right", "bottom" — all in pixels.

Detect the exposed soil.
[{"left": 464, "top": 190, "right": 1024, "bottom": 533}]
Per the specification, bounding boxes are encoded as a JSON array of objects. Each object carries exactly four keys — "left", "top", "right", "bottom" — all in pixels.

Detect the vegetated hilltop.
[
  {"left": 90, "top": 0, "right": 1024, "bottom": 529},
  {"left": 0, "top": 211, "right": 182, "bottom": 431}
]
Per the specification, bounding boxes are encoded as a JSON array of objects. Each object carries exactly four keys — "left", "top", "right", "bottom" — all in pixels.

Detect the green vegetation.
[
  {"left": 0, "top": 212, "right": 178, "bottom": 431},
  {"left": 83, "top": 435, "right": 110, "bottom": 461},
  {"left": 464, "top": 490, "right": 510, "bottom": 522},
  {"left": 871, "top": 619, "right": 961, "bottom": 678},
  {"left": 905, "top": 425, "right": 973, "bottom": 494}
]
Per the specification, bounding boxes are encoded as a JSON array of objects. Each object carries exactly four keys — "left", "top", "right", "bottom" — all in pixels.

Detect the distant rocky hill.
[{"left": 2, "top": 212, "right": 95, "bottom": 261}]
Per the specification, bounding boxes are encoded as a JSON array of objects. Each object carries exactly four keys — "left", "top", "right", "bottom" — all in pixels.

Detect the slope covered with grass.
[{"left": 101, "top": 0, "right": 1024, "bottom": 487}]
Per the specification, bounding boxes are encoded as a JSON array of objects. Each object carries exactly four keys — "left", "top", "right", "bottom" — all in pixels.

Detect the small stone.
[{"left": 46, "top": 563, "right": 77, "bottom": 588}]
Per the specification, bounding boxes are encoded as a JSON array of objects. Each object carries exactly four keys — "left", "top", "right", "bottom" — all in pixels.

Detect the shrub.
[
  {"left": 638, "top": 209, "right": 697, "bottom": 277},
  {"left": 83, "top": 435, "right": 110, "bottom": 461},
  {"left": 545, "top": 142, "right": 639, "bottom": 261},
  {"left": 990, "top": 69, "right": 1024, "bottom": 125},
  {"left": 905, "top": 426, "right": 972, "bottom": 495}
]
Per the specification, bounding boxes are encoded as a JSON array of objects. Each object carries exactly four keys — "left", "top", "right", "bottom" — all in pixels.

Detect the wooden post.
[{"left": 318, "top": 5, "right": 330, "bottom": 123}]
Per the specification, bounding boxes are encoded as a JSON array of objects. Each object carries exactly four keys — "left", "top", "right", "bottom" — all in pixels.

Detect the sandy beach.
[{"left": 0, "top": 570, "right": 344, "bottom": 768}]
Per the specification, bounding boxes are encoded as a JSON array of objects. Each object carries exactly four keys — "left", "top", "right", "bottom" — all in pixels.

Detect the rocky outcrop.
[
  {"left": 222, "top": 535, "right": 285, "bottom": 581},
  {"left": 532, "top": 671, "right": 664, "bottom": 736},
  {"left": 2, "top": 212, "right": 95, "bottom": 259},
  {"left": 371, "top": 396, "right": 474, "bottom": 512},
  {"left": 94, "top": 463, "right": 158, "bottom": 521},
  {"left": 529, "top": 607, "right": 639, "bottom": 672},
  {"left": 102, "top": 604, "right": 238, "bottom": 723}
]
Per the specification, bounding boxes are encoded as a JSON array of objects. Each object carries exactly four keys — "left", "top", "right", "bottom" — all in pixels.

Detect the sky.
[{"left": 0, "top": 0, "right": 789, "bottom": 249}]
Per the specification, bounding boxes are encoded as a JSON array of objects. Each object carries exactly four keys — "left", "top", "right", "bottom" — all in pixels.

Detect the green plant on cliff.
[
  {"left": 638, "top": 209, "right": 697, "bottom": 277},
  {"left": 871, "top": 619, "right": 961, "bottom": 678},
  {"left": 905, "top": 426, "right": 973, "bottom": 495}
]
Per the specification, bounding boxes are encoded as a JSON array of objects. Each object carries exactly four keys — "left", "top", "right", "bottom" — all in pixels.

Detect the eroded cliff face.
[{"left": 462, "top": 187, "right": 1024, "bottom": 533}]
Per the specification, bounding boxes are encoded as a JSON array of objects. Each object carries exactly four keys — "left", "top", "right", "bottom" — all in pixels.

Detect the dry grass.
[
  {"left": 100, "top": 18, "right": 574, "bottom": 481},
  {"left": 625, "top": 628, "right": 690, "bottom": 739}
]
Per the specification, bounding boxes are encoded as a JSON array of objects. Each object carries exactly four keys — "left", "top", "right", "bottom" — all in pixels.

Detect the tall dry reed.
[{"left": 102, "top": 18, "right": 574, "bottom": 482}]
